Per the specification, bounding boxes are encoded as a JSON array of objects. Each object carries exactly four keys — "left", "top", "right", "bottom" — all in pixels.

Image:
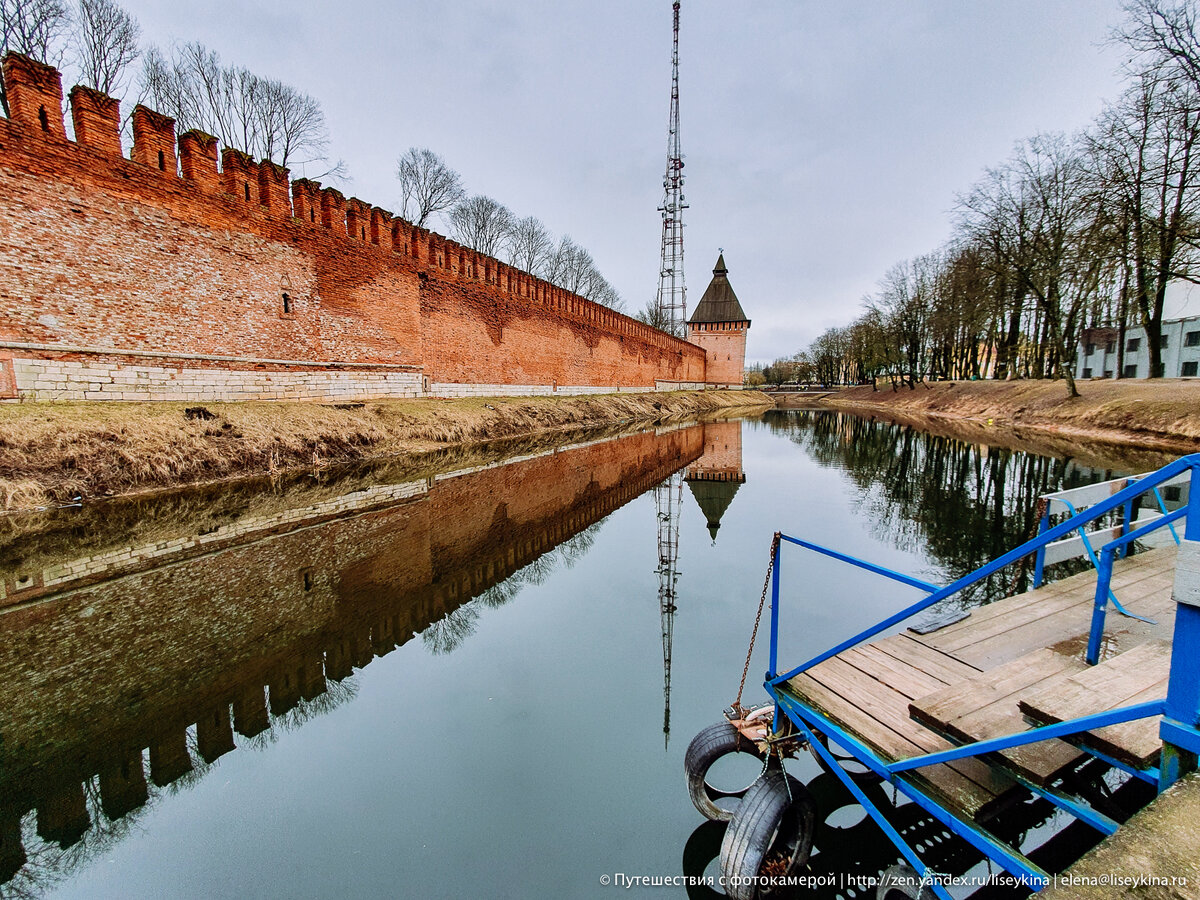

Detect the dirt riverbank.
[
  {"left": 801, "top": 380, "right": 1200, "bottom": 455},
  {"left": 0, "top": 391, "right": 770, "bottom": 511}
]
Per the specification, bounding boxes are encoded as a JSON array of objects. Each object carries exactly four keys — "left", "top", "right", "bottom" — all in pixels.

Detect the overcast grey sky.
[{"left": 118, "top": 0, "right": 1141, "bottom": 364}]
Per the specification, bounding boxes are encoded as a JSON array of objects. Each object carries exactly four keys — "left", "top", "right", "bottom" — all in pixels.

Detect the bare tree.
[
  {"left": 0, "top": 0, "right": 69, "bottom": 114},
  {"left": 72, "top": 0, "right": 137, "bottom": 95},
  {"left": 542, "top": 234, "right": 625, "bottom": 310},
  {"left": 1088, "top": 70, "right": 1200, "bottom": 378},
  {"left": 448, "top": 194, "right": 513, "bottom": 257},
  {"left": 140, "top": 41, "right": 343, "bottom": 177},
  {"left": 1119, "top": 0, "right": 1200, "bottom": 86},
  {"left": 396, "top": 146, "right": 464, "bottom": 228},
  {"left": 505, "top": 214, "right": 552, "bottom": 275},
  {"left": 959, "top": 134, "right": 1109, "bottom": 396},
  {"left": 635, "top": 296, "right": 673, "bottom": 330}
]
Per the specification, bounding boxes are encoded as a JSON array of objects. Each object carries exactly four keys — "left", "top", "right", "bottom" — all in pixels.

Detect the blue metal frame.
[{"left": 749, "top": 454, "right": 1200, "bottom": 892}]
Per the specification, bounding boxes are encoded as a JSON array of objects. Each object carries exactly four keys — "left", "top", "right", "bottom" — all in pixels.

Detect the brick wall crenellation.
[{"left": 0, "top": 53, "right": 708, "bottom": 400}]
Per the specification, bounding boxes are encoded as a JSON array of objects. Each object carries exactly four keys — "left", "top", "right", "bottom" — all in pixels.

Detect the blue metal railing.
[
  {"left": 768, "top": 452, "right": 1200, "bottom": 688},
  {"left": 753, "top": 453, "right": 1200, "bottom": 895}
]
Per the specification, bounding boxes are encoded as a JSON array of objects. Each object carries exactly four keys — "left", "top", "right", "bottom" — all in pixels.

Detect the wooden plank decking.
[{"left": 783, "top": 546, "right": 1178, "bottom": 821}]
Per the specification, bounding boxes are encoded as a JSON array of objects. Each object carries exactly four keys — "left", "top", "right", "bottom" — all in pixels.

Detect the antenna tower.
[
  {"left": 655, "top": 0, "right": 687, "bottom": 335},
  {"left": 653, "top": 1, "right": 686, "bottom": 750}
]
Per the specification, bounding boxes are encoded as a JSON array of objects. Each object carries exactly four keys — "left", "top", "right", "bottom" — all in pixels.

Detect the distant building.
[
  {"left": 688, "top": 254, "right": 750, "bottom": 388},
  {"left": 1075, "top": 315, "right": 1200, "bottom": 380}
]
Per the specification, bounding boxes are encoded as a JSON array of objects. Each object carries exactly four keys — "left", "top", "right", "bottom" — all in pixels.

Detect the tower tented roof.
[
  {"left": 687, "top": 254, "right": 749, "bottom": 325},
  {"left": 685, "top": 476, "right": 742, "bottom": 542}
]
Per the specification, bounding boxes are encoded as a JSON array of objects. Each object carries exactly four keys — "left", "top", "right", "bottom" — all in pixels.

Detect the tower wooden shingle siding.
[{"left": 687, "top": 254, "right": 749, "bottom": 388}]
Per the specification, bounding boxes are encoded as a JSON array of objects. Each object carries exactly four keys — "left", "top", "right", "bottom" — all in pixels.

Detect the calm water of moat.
[{"left": 0, "top": 411, "right": 1173, "bottom": 899}]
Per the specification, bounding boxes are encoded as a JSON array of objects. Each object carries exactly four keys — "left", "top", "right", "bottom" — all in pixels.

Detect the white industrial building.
[{"left": 1075, "top": 315, "right": 1200, "bottom": 380}]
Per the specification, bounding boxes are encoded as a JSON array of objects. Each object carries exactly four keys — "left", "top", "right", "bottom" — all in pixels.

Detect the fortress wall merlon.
[
  {"left": 178, "top": 130, "right": 220, "bottom": 192},
  {"left": 220, "top": 147, "right": 259, "bottom": 205},
  {"left": 68, "top": 85, "right": 121, "bottom": 156},
  {"left": 291, "top": 177, "right": 321, "bottom": 224},
  {"left": 257, "top": 160, "right": 291, "bottom": 217},
  {"left": 345, "top": 197, "right": 371, "bottom": 241},
  {"left": 3, "top": 53, "right": 64, "bottom": 139},
  {"left": 132, "top": 105, "right": 177, "bottom": 174},
  {"left": 0, "top": 53, "right": 710, "bottom": 396},
  {"left": 320, "top": 186, "right": 345, "bottom": 231},
  {"left": 370, "top": 207, "right": 392, "bottom": 250}
]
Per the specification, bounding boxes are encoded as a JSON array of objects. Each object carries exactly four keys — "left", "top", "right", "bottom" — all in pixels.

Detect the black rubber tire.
[
  {"left": 719, "top": 769, "right": 816, "bottom": 900},
  {"left": 877, "top": 864, "right": 937, "bottom": 900},
  {"left": 808, "top": 729, "right": 884, "bottom": 785},
  {"left": 684, "top": 720, "right": 768, "bottom": 822}
]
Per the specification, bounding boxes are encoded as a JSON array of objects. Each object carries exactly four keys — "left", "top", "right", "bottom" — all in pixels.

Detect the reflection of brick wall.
[
  {"left": 0, "top": 425, "right": 704, "bottom": 821},
  {"left": 0, "top": 54, "right": 707, "bottom": 401}
]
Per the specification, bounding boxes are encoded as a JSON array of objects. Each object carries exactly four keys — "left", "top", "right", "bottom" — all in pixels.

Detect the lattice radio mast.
[
  {"left": 655, "top": 0, "right": 687, "bottom": 335},
  {"left": 654, "top": 4, "right": 687, "bottom": 750}
]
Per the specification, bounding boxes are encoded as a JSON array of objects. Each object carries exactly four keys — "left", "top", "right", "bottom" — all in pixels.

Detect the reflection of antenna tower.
[
  {"left": 655, "top": 0, "right": 687, "bottom": 334},
  {"left": 655, "top": 472, "right": 683, "bottom": 747}
]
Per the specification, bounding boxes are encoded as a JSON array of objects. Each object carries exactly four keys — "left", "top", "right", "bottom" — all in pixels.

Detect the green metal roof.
[{"left": 687, "top": 254, "right": 749, "bottom": 325}]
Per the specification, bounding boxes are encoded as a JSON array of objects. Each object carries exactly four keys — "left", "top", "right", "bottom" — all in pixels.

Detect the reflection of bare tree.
[
  {"left": 418, "top": 517, "right": 611, "bottom": 655},
  {"left": 759, "top": 410, "right": 1105, "bottom": 608},
  {"left": 555, "top": 521, "right": 602, "bottom": 569},
  {"left": 241, "top": 677, "right": 358, "bottom": 749},
  {"left": 421, "top": 604, "right": 481, "bottom": 655}
]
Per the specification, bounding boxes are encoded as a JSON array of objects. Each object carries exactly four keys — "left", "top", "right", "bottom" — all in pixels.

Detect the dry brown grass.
[
  {"left": 0, "top": 391, "right": 769, "bottom": 510},
  {"left": 820, "top": 379, "right": 1200, "bottom": 452}
]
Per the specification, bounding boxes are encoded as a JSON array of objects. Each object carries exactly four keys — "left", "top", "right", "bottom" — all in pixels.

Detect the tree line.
[
  {"left": 1, "top": 0, "right": 629, "bottom": 311},
  {"left": 769, "top": 0, "right": 1200, "bottom": 396},
  {"left": 395, "top": 147, "right": 625, "bottom": 311}
]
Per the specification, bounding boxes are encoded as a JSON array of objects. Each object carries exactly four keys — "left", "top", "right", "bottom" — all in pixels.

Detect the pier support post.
[{"left": 1159, "top": 472, "right": 1200, "bottom": 792}]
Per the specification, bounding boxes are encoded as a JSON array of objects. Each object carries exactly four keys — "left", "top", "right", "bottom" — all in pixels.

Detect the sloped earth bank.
[
  {"left": 0, "top": 391, "right": 770, "bottom": 510},
  {"left": 811, "top": 380, "right": 1200, "bottom": 454}
]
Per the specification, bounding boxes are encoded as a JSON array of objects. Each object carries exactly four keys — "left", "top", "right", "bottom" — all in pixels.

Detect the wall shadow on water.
[
  {"left": 0, "top": 422, "right": 706, "bottom": 897},
  {"left": 751, "top": 409, "right": 1172, "bottom": 613}
]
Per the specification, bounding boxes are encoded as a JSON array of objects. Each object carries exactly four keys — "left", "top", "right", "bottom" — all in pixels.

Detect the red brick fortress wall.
[{"left": 0, "top": 54, "right": 707, "bottom": 402}]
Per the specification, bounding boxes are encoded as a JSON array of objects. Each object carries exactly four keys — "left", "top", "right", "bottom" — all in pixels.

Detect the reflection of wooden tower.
[
  {"left": 685, "top": 420, "right": 746, "bottom": 543},
  {"left": 688, "top": 254, "right": 750, "bottom": 388}
]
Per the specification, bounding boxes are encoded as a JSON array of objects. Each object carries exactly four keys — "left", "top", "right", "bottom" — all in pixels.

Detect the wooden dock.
[{"left": 778, "top": 546, "right": 1178, "bottom": 821}]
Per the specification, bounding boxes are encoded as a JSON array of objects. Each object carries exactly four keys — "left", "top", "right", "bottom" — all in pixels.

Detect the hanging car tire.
[
  {"left": 684, "top": 715, "right": 771, "bottom": 822},
  {"left": 808, "top": 729, "right": 884, "bottom": 785},
  {"left": 877, "top": 864, "right": 938, "bottom": 900},
  {"left": 719, "top": 769, "right": 815, "bottom": 900}
]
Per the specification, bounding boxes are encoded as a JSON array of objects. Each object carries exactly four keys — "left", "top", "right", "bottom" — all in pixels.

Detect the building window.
[
  {"left": 1165, "top": 486, "right": 1183, "bottom": 503},
  {"left": 1105, "top": 340, "right": 1115, "bottom": 353},
  {"left": 1123, "top": 364, "right": 1138, "bottom": 378},
  {"left": 1085, "top": 343, "right": 1095, "bottom": 356},
  {"left": 1184, "top": 361, "right": 1199, "bottom": 377},
  {"left": 1186, "top": 331, "right": 1200, "bottom": 347},
  {"left": 1103, "top": 370, "right": 1113, "bottom": 378},
  {"left": 1127, "top": 338, "right": 1141, "bottom": 353},
  {"left": 1082, "top": 367, "right": 1093, "bottom": 379},
  {"left": 1161, "top": 335, "right": 1170, "bottom": 349},
  {"left": 282, "top": 292, "right": 291, "bottom": 313},
  {"left": 244, "top": 182, "right": 251, "bottom": 202}
]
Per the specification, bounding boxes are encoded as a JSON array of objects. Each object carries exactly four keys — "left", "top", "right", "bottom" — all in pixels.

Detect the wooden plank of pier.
[{"left": 782, "top": 546, "right": 1178, "bottom": 821}]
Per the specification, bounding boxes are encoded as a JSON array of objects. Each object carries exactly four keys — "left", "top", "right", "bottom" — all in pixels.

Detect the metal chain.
[{"left": 734, "top": 531, "right": 781, "bottom": 714}]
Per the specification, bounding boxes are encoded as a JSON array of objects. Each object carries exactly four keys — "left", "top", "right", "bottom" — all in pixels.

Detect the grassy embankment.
[
  {"left": 807, "top": 379, "right": 1200, "bottom": 453},
  {"left": 0, "top": 391, "right": 770, "bottom": 511}
]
